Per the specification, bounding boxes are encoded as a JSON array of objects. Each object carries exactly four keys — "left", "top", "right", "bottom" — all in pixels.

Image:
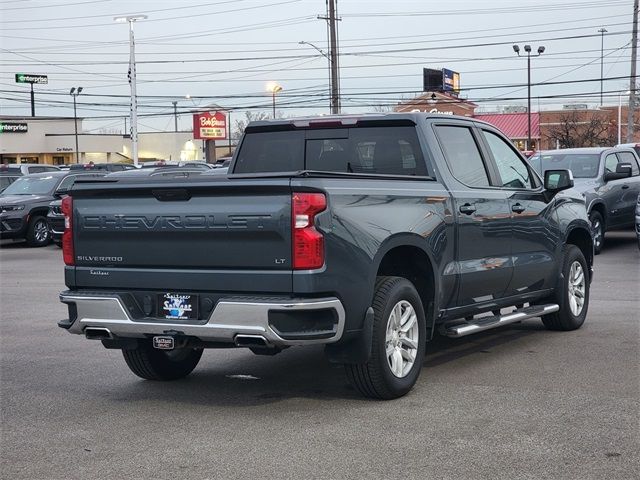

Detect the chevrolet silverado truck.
[{"left": 58, "top": 113, "right": 594, "bottom": 399}]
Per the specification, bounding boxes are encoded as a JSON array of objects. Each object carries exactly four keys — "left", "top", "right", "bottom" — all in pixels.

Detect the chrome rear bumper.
[{"left": 59, "top": 292, "right": 345, "bottom": 347}]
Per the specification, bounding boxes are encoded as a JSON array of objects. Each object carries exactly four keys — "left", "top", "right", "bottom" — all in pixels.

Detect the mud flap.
[{"left": 324, "top": 307, "right": 374, "bottom": 364}]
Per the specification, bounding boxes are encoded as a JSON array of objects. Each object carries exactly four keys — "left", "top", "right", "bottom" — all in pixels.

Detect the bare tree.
[
  {"left": 232, "top": 111, "right": 283, "bottom": 139},
  {"left": 546, "top": 110, "right": 616, "bottom": 148}
]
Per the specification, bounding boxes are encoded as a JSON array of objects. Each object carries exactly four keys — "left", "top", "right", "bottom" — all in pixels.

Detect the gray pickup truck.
[{"left": 58, "top": 113, "right": 594, "bottom": 399}]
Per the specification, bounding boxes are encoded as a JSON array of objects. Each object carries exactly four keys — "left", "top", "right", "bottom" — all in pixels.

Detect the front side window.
[
  {"left": 616, "top": 151, "right": 640, "bottom": 176},
  {"left": 604, "top": 154, "right": 618, "bottom": 173},
  {"left": 482, "top": 130, "right": 533, "bottom": 189},
  {"left": 435, "top": 125, "right": 490, "bottom": 187}
]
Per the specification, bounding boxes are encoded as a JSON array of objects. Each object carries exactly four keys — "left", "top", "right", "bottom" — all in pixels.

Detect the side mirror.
[
  {"left": 544, "top": 169, "right": 574, "bottom": 192},
  {"left": 604, "top": 163, "right": 632, "bottom": 181}
]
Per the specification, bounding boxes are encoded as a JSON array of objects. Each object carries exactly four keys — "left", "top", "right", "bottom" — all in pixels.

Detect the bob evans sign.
[
  {"left": 0, "top": 122, "right": 28, "bottom": 133},
  {"left": 193, "top": 111, "right": 227, "bottom": 140}
]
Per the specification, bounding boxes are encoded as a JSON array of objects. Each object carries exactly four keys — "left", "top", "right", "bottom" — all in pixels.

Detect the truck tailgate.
[{"left": 71, "top": 178, "right": 292, "bottom": 274}]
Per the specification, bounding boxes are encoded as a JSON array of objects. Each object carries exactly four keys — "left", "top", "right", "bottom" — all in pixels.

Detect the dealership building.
[{"left": 0, "top": 116, "right": 202, "bottom": 165}]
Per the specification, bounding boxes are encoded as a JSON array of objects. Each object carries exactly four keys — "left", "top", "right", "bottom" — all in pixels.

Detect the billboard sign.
[
  {"left": 15, "top": 74, "right": 48, "bottom": 84},
  {"left": 442, "top": 68, "right": 460, "bottom": 95},
  {"left": 193, "top": 111, "right": 227, "bottom": 140}
]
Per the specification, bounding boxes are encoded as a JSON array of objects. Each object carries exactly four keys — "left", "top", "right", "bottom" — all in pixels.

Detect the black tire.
[
  {"left": 345, "top": 276, "right": 426, "bottom": 400},
  {"left": 25, "top": 216, "right": 51, "bottom": 247},
  {"left": 541, "top": 245, "right": 589, "bottom": 331},
  {"left": 589, "top": 211, "right": 604, "bottom": 255},
  {"left": 122, "top": 340, "right": 203, "bottom": 380}
]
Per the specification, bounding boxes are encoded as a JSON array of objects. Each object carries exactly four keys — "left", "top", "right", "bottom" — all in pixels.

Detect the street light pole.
[
  {"left": 172, "top": 101, "right": 178, "bottom": 132},
  {"left": 266, "top": 82, "right": 283, "bottom": 119},
  {"left": 69, "top": 87, "right": 83, "bottom": 164},
  {"left": 114, "top": 14, "right": 147, "bottom": 166},
  {"left": 598, "top": 28, "right": 607, "bottom": 106},
  {"left": 513, "top": 44, "right": 545, "bottom": 151},
  {"left": 300, "top": 40, "right": 332, "bottom": 113}
]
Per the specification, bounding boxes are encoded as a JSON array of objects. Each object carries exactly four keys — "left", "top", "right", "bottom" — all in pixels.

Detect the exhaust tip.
[
  {"left": 234, "top": 334, "right": 270, "bottom": 348},
  {"left": 84, "top": 327, "right": 113, "bottom": 340}
]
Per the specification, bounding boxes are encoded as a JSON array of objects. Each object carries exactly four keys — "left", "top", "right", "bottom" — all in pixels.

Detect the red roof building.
[{"left": 474, "top": 113, "right": 540, "bottom": 151}]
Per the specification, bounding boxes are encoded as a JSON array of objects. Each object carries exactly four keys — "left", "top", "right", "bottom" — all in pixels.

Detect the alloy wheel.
[
  {"left": 567, "top": 261, "right": 586, "bottom": 316},
  {"left": 385, "top": 300, "right": 419, "bottom": 378}
]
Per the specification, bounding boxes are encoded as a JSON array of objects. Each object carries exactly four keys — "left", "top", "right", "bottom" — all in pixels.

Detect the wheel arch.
[
  {"left": 373, "top": 234, "right": 439, "bottom": 337},
  {"left": 588, "top": 201, "right": 607, "bottom": 230},
  {"left": 565, "top": 225, "right": 594, "bottom": 281}
]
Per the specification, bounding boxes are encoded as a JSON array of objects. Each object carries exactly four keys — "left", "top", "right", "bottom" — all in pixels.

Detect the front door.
[
  {"left": 433, "top": 124, "right": 513, "bottom": 308},
  {"left": 478, "top": 129, "right": 559, "bottom": 296}
]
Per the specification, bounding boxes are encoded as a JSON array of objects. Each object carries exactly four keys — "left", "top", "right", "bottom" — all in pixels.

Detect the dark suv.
[
  {"left": 0, "top": 171, "right": 104, "bottom": 246},
  {"left": 529, "top": 147, "right": 640, "bottom": 253}
]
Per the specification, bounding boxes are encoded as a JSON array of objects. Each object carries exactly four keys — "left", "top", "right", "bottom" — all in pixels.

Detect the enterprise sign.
[
  {"left": 15, "top": 73, "right": 48, "bottom": 84},
  {"left": 0, "top": 122, "right": 28, "bottom": 133}
]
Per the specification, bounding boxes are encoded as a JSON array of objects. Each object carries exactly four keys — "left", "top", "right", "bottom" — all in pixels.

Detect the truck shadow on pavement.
[{"left": 106, "top": 321, "right": 544, "bottom": 406}]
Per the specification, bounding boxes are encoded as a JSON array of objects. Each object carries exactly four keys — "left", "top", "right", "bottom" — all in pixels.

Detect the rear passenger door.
[
  {"left": 478, "top": 128, "right": 559, "bottom": 297},
  {"left": 434, "top": 123, "right": 513, "bottom": 309}
]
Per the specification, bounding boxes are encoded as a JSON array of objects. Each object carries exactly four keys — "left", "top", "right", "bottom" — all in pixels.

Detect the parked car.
[
  {"left": 139, "top": 160, "right": 214, "bottom": 170},
  {"left": 0, "top": 164, "right": 60, "bottom": 175},
  {"left": 616, "top": 142, "right": 640, "bottom": 158},
  {"left": 0, "top": 171, "right": 104, "bottom": 247},
  {"left": 636, "top": 194, "right": 640, "bottom": 250},
  {"left": 1, "top": 164, "right": 61, "bottom": 193},
  {"left": 68, "top": 162, "right": 135, "bottom": 172},
  {"left": 58, "top": 112, "right": 593, "bottom": 399},
  {"left": 528, "top": 147, "right": 640, "bottom": 254}
]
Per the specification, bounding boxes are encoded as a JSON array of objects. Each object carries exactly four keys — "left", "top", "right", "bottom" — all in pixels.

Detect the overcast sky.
[{"left": 0, "top": 0, "right": 635, "bottom": 133}]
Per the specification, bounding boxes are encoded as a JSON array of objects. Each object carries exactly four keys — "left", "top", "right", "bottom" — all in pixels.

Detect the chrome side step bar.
[{"left": 442, "top": 304, "right": 559, "bottom": 338}]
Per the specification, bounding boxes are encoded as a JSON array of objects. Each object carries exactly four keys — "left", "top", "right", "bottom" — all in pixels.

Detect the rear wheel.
[
  {"left": 345, "top": 276, "right": 426, "bottom": 400},
  {"left": 589, "top": 211, "right": 604, "bottom": 255},
  {"left": 541, "top": 245, "right": 589, "bottom": 331},
  {"left": 25, "top": 216, "right": 50, "bottom": 247},
  {"left": 122, "top": 340, "right": 203, "bottom": 380}
]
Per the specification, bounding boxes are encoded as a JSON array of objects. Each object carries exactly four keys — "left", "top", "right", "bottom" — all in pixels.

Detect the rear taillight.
[
  {"left": 61, "top": 196, "right": 74, "bottom": 265},
  {"left": 292, "top": 192, "right": 326, "bottom": 270}
]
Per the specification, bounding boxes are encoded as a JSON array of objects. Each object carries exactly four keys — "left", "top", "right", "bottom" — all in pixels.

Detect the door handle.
[
  {"left": 511, "top": 203, "right": 526, "bottom": 214},
  {"left": 621, "top": 184, "right": 629, "bottom": 189},
  {"left": 459, "top": 203, "right": 477, "bottom": 215}
]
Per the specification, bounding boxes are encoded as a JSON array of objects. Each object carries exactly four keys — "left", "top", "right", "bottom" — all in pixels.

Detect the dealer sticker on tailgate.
[{"left": 159, "top": 293, "right": 198, "bottom": 320}]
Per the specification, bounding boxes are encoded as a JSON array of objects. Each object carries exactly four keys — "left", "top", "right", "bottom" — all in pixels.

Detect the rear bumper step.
[
  {"left": 59, "top": 292, "right": 345, "bottom": 347},
  {"left": 442, "top": 304, "right": 559, "bottom": 338}
]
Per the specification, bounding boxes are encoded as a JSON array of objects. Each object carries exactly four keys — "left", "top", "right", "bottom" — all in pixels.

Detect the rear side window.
[
  {"left": 616, "top": 151, "right": 640, "bottom": 176},
  {"left": 234, "top": 127, "right": 427, "bottom": 176},
  {"left": 435, "top": 125, "right": 490, "bottom": 187}
]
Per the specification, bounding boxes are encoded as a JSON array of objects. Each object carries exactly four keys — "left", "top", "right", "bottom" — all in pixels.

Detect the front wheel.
[
  {"left": 589, "top": 211, "right": 604, "bottom": 255},
  {"left": 542, "top": 245, "right": 589, "bottom": 331},
  {"left": 25, "top": 216, "right": 50, "bottom": 247},
  {"left": 345, "top": 276, "right": 426, "bottom": 400},
  {"left": 122, "top": 340, "right": 203, "bottom": 380}
]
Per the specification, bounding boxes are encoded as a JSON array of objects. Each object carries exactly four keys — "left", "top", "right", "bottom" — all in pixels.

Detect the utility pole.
[
  {"left": 70, "top": 87, "right": 83, "bottom": 163},
  {"left": 172, "top": 101, "right": 178, "bottom": 132},
  {"left": 30, "top": 84, "right": 35, "bottom": 117},
  {"left": 114, "top": 15, "right": 147, "bottom": 166},
  {"left": 598, "top": 28, "right": 607, "bottom": 106},
  {"left": 327, "top": 0, "right": 340, "bottom": 114},
  {"left": 627, "top": 0, "right": 639, "bottom": 142}
]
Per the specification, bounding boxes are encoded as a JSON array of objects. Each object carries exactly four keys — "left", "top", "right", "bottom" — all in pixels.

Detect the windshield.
[
  {"left": 529, "top": 153, "right": 600, "bottom": 178},
  {"left": 0, "top": 175, "right": 60, "bottom": 195}
]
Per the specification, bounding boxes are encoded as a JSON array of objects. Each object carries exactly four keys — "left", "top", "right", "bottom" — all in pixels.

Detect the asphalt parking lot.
[{"left": 1, "top": 232, "right": 639, "bottom": 480}]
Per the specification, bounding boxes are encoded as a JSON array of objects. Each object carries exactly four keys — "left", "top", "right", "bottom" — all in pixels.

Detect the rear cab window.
[
  {"left": 233, "top": 126, "right": 429, "bottom": 176},
  {"left": 433, "top": 125, "right": 490, "bottom": 187}
]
